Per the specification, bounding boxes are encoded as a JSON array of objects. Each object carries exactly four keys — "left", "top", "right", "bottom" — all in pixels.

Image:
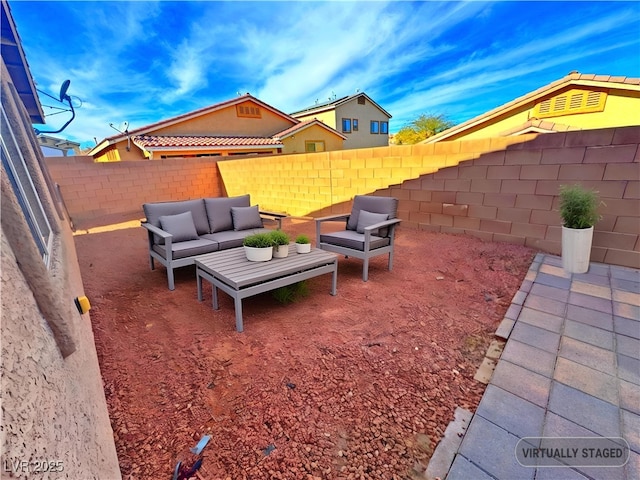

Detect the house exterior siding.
[
  {"left": 281, "top": 123, "right": 345, "bottom": 153},
  {"left": 427, "top": 74, "right": 640, "bottom": 143},
  {"left": 292, "top": 93, "right": 391, "bottom": 150},
  {"left": 0, "top": 9, "right": 121, "bottom": 477}
]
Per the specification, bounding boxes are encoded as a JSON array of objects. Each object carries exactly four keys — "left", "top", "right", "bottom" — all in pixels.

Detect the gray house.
[{"left": 291, "top": 92, "right": 392, "bottom": 150}]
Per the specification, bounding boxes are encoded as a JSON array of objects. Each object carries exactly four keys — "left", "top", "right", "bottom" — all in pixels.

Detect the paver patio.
[{"left": 445, "top": 253, "right": 640, "bottom": 480}]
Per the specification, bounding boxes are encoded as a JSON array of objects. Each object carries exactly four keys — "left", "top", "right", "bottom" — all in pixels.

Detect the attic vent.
[
  {"left": 236, "top": 104, "right": 261, "bottom": 118},
  {"left": 533, "top": 88, "right": 608, "bottom": 119},
  {"left": 586, "top": 91, "right": 602, "bottom": 107},
  {"left": 357, "top": 96, "right": 366, "bottom": 105}
]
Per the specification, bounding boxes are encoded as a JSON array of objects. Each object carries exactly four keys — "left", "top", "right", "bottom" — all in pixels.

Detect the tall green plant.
[{"left": 559, "top": 184, "right": 601, "bottom": 229}]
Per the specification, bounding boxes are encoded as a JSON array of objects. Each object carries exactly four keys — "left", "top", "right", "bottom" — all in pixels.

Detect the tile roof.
[
  {"left": 132, "top": 135, "right": 283, "bottom": 150},
  {"left": 273, "top": 119, "right": 347, "bottom": 140},
  {"left": 290, "top": 92, "right": 392, "bottom": 118},
  {"left": 425, "top": 72, "right": 640, "bottom": 143},
  {"left": 499, "top": 119, "right": 581, "bottom": 136}
]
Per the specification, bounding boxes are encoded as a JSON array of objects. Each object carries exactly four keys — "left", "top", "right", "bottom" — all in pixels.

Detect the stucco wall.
[
  {"left": 45, "top": 127, "right": 639, "bottom": 269},
  {"left": 1, "top": 60, "right": 121, "bottom": 478}
]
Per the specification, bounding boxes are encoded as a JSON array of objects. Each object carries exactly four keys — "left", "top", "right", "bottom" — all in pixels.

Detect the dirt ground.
[{"left": 73, "top": 219, "right": 536, "bottom": 479}]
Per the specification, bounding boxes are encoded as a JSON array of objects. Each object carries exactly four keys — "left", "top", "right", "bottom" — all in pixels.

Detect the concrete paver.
[{"left": 443, "top": 255, "right": 640, "bottom": 480}]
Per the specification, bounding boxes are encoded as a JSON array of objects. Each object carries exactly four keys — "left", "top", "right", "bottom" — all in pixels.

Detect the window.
[
  {"left": 370, "top": 120, "right": 379, "bottom": 134},
  {"left": 1, "top": 104, "right": 52, "bottom": 267},
  {"left": 305, "top": 141, "right": 325, "bottom": 152},
  {"left": 353, "top": 119, "right": 359, "bottom": 131},
  {"left": 342, "top": 118, "right": 352, "bottom": 133},
  {"left": 380, "top": 121, "right": 388, "bottom": 134},
  {"left": 236, "top": 103, "right": 261, "bottom": 118}
]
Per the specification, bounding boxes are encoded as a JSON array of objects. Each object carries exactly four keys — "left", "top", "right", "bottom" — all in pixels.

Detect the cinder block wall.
[
  {"left": 217, "top": 136, "right": 534, "bottom": 217},
  {"left": 45, "top": 155, "right": 224, "bottom": 228},
  {"left": 45, "top": 127, "right": 639, "bottom": 268},
  {"left": 391, "top": 127, "right": 639, "bottom": 268}
]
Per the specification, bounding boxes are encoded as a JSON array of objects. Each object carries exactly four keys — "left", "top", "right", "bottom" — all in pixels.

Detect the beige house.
[
  {"left": 425, "top": 72, "right": 640, "bottom": 143},
  {"left": 290, "top": 92, "right": 392, "bottom": 150},
  {"left": 0, "top": 0, "right": 120, "bottom": 476},
  {"left": 89, "top": 95, "right": 346, "bottom": 162}
]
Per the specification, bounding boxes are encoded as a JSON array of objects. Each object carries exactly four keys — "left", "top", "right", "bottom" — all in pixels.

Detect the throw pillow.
[
  {"left": 159, "top": 211, "right": 199, "bottom": 242},
  {"left": 356, "top": 210, "right": 389, "bottom": 234},
  {"left": 231, "top": 205, "right": 263, "bottom": 231}
]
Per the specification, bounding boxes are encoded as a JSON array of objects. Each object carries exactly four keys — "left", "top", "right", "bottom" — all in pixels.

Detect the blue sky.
[{"left": 10, "top": 1, "right": 640, "bottom": 149}]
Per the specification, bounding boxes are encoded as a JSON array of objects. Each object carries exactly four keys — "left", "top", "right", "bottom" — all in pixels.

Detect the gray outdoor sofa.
[{"left": 142, "top": 195, "right": 285, "bottom": 290}]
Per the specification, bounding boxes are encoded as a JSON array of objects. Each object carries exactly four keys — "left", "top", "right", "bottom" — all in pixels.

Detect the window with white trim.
[{"left": 1, "top": 104, "right": 52, "bottom": 267}]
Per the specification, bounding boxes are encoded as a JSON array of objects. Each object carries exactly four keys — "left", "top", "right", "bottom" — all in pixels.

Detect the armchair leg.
[
  {"left": 388, "top": 251, "right": 394, "bottom": 271},
  {"left": 363, "top": 258, "right": 369, "bottom": 282},
  {"left": 149, "top": 256, "right": 155, "bottom": 270},
  {"left": 167, "top": 268, "right": 175, "bottom": 291}
]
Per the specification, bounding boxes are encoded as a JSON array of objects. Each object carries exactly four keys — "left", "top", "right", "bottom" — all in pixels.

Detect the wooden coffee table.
[{"left": 195, "top": 244, "right": 338, "bottom": 332}]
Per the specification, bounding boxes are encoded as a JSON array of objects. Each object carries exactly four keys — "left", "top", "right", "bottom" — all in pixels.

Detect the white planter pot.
[
  {"left": 244, "top": 245, "right": 273, "bottom": 262},
  {"left": 273, "top": 244, "right": 289, "bottom": 258},
  {"left": 296, "top": 243, "right": 311, "bottom": 254},
  {"left": 562, "top": 226, "right": 593, "bottom": 274}
]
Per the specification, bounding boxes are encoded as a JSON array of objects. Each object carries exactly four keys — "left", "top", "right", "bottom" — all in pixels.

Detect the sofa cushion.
[
  {"left": 143, "top": 199, "right": 209, "bottom": 243},
  {"left": 204, "top": 195, "right": 251, "bottom": 233},
  {"left": 159, "top": 211, "right": 199, "bottom": 242},
  {"left": 152, "top": 238, "right": 218, "bottom": 260},
  {"left": 231, "top": 205, "right": 263, "bottom": 230},
  {"left": 356, "top": 210, "right": 389, "bottom": 234},
  {"left": 347, "top": 195, "right": 398, "bottom": 233},
  {"left": 202, "top": 228, "right": 269, "bottom": 250}
]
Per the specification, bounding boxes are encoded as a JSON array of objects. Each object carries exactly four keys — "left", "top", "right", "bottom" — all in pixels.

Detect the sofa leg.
[
  {"left": 150, "top": 256, "right": 155, "bottom": 270},
  {"left": 362, "top": 258, "right": 369, "bottom": 282}
]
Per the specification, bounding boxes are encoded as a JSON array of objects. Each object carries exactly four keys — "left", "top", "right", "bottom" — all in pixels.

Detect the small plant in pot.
[
  {"left": 295, "top": 234, "right": 311, "bottom": 254},
  {"left": 243, "top": 233, "right": 274, "bottom": 262},
  {"left": 559, "top": 184, "right": 601, "bottom": 274},
  {"left": 269, "top": 230, "right": 290, "bottom": 258}
]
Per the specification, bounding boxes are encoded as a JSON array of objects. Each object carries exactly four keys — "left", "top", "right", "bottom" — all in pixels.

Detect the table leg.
[
  {"left": 331, "top": 262, "right": 337, "bottom": 296},
  {"left": 213, "top": 285, "right": 219, "bottom": 310},
  {"left": 197, "top": 271, "right": 203, "bottom": 301},
  {"left": 234, "top": 297, "right": 244, "bottom": 332}
]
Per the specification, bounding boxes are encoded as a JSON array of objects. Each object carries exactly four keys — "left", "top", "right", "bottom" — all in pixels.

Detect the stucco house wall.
[
  {"left": 427, "top": 74, "right": 640, "bottom": 143},
  {"left": 281, "top": 123, "right": 345, "bottom": 153},
  {"left": 152, "top": 100, "right": 294, "bottom": 137},
  {"left": 1, "top": 40, "right": 121, "bottom": 479},
  {"left": 292, "top": 93, "right": 391, "bottom": 150}
]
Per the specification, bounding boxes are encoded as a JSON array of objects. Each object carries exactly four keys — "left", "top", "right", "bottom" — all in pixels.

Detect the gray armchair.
[{"left": 316, "top": 195, "right": 401, "bottom": 281}]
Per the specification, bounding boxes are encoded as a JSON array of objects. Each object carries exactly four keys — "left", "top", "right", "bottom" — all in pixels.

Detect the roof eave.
[{"left": 1, "top": 0, "right": 45, "bottom": 124}]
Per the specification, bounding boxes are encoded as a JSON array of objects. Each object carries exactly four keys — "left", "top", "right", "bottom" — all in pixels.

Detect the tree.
[{"left": 393, "top": 114, "right": 455, "bottom": 145}]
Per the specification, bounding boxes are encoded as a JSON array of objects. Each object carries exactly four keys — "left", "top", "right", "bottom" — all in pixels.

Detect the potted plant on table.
[
  {"left": 295, "top": 234, "right": 311, "bottom": 254},
  {"left": 243, "top": 233, "right": 274, "bottom": 262},
  {"left": 269, "top": 230, "right": 290, "bottom": 258},
  {"left": 559, "top": 184, "right": 601, "bottom": 274}
]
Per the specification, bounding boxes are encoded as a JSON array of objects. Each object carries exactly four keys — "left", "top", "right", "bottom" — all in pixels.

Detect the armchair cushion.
[
  {"left": 346, "top": 195, "right": 398, "bottom": 233},
  {"left": 356, "top": 210, "right": 389, "bottom": 234},
  {"left": 231, "top": 205, "right": 263, "bottom": 230},
  {"left": 320, "top": 230, "right": 390, "bottom": 251},
  {"left": 158, "top": 211, "right": 199, "bottom": 242},
  {"left": 205, "top": 194, "right": 251, "bottom": 232}
]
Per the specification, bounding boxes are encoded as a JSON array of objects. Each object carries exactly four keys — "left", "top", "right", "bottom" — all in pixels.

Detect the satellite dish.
[
  {"left": 59, "top": 79, "right": 71, "bottom": 102},
  {"left": 35, "top": 79, "right": 76, "bottom": 135}
]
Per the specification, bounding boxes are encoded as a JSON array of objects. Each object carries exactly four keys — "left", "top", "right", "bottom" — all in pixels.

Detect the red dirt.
[{"left": 74, "top": 219, "right": 536, "bottom": 479}]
